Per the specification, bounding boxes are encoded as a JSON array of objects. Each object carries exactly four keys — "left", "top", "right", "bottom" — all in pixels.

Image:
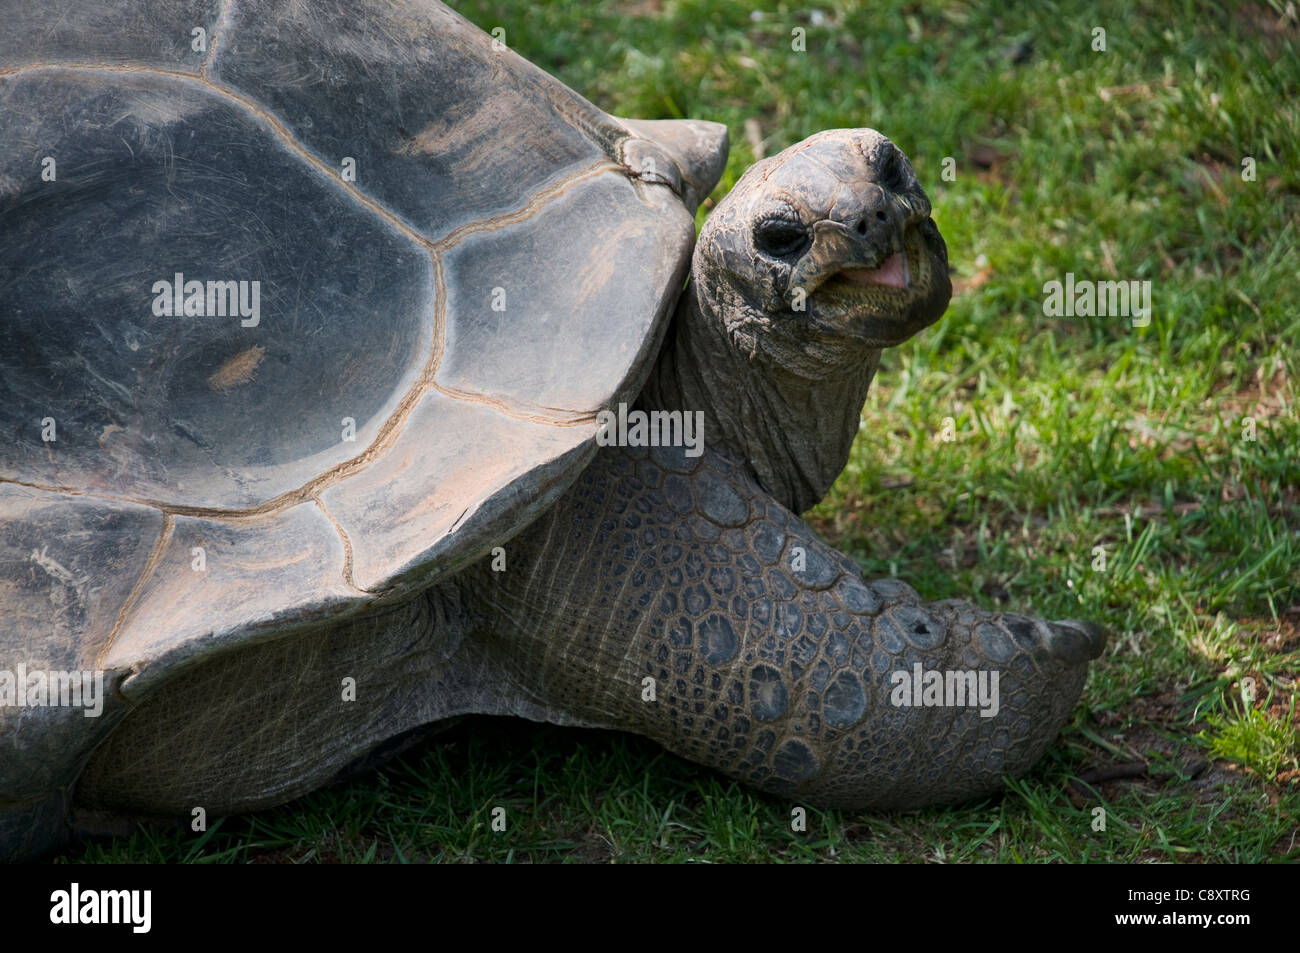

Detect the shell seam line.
[
  {"left": 311, "top": 493, "right": 366, "bottom": 595},
  {"left": 429, "top": 383, "right": 597, "bottom": 426},
  {"left": 96, "top": 512, "right": 174, "bottom": 669},
  {"left": 201, "top": 0, "right": 234, "bottom": 78},
  {"left": 429, "top": 161, "right": 617, "bottom": 251}
]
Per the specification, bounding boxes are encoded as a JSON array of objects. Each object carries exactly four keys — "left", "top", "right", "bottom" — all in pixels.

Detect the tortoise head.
[{"left": 693, "top": 128, "right": 950, "bottom": 378}]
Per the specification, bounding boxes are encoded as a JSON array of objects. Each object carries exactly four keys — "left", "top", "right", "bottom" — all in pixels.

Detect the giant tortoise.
[{"left": 0, "top": 0, "right": 1105, "bottom": 860}]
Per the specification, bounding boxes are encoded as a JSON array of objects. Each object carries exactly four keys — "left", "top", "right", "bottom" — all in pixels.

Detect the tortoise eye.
[{"left": 753, "top": 219, "right": 809, "bottom": 258}]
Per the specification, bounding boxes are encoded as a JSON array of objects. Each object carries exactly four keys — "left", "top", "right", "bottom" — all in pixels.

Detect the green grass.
[{"left": 56, "top": 0, "right": 1299, "bottom": 863}]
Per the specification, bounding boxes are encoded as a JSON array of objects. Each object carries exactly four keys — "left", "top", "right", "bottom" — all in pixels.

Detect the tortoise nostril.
[
  {"left": 855, "top": 218, "right": 868, "bottom": 235},
  {"left": 875, "top": 209, "right": 888, "bottom": 223}
]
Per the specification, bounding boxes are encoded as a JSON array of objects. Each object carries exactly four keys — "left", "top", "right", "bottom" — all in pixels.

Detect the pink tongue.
[{"left": 841, "top": 251, "right": 910, "bottom": 289}]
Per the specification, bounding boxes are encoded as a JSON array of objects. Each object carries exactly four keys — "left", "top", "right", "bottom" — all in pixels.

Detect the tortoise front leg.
[{"left": 466, "top": 443, "right": 1105, "bottom": 808}]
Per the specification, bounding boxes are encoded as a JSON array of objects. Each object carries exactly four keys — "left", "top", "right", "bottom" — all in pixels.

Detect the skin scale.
[
  {"left": 74, "top": 130, "right": 1105, "bottom": 815},
  {"left": 0, "top": 0, "right": 1105, "bottom": 856}
]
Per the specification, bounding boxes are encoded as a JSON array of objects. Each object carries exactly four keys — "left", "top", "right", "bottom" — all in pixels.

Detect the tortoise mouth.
[
  {"left": 836, "top": 249, "right": 910, "bottom": 289},
  {"left": 819, "top": 227, "right": 927, "bottom": 300},
  {"left": 809, "top": 227, "right": 945, "bottom": 347}
]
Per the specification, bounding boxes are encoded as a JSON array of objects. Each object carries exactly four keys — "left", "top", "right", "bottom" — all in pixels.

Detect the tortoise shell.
[{"left": 0, "top": 0, "right": 725, "bottom": 856}]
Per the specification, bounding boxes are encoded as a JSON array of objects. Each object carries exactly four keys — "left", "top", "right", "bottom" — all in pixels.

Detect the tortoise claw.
[{"left": 1046, "top": 619, "right": 1109, "bottom": 664}]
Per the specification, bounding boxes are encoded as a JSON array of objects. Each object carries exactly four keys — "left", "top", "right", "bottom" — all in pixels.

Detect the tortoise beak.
[
  {"left": 789, "top": 221, "right": 950, "bottom": 350},
  {"left": 786, "top": 184, "right": 910, "bottom": 299},
  {"left": 788, "top": 218, "right": 906, "bottom": 298}
]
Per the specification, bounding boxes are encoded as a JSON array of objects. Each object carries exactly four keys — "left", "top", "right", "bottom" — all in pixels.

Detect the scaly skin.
[{"left": 455, "top": 441, "right": 1103, "bottom": 808}]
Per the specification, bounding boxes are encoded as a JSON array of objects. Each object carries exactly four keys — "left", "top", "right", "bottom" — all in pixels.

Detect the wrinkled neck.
[{"left": 638, "top": 283, "right": 881, "bottom": 514}]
